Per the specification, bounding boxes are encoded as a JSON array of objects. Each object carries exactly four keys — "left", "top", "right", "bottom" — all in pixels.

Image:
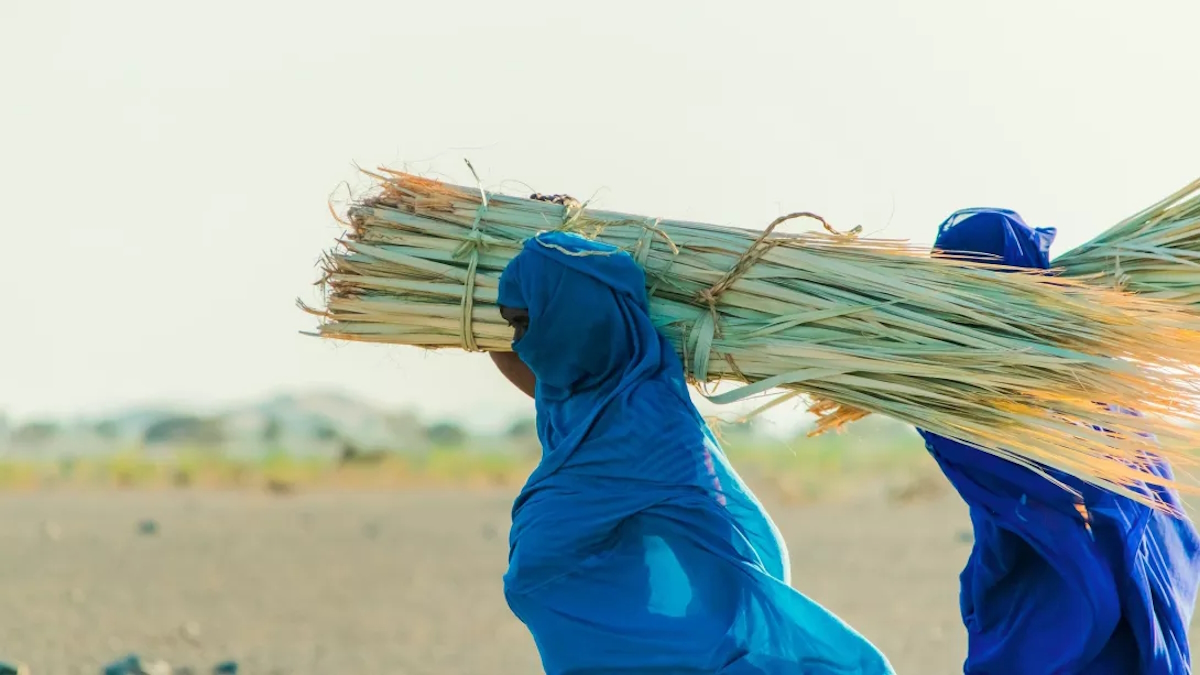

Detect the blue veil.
[
  {"left": 498, "top": 231, "right": 894, "bottom": 675},
  {"left": 925, "top": 209, "right": 1200, "bottom": 674}
]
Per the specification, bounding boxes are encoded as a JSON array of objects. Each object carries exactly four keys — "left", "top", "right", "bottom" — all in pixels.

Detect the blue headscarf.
[
  {"left": 925, "top": 209, "right": 1200, "bottom": 674},
  {"left": 498, "top": 231, "right": 895, "bottom": 675}
]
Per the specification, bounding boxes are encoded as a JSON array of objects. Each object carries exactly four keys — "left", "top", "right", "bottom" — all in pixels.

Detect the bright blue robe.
[
  {"left": 498, "top": 231, "right": 894, "bottom": 674},
  {"left": 926, "top": 208, "right": 1200, "bottom": 674}
]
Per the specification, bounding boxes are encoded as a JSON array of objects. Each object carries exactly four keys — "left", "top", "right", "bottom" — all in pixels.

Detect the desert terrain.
[{"left": 3, "top": 487, "right": 986, "bottom": 674}]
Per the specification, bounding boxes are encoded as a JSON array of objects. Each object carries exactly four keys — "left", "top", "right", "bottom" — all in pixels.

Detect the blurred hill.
[
  {"left": 0, "top": 394, "right": 938, "bottom": 501},
  {"left": 0, "top": 392, "right": 529, "bottom": 460},
  {"left": 0, "top": 392, "right": 924, "bottom": 466}
]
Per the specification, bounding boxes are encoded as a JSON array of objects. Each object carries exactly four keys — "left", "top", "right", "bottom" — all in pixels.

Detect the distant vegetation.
[
  {"left": 0, "top": 396, "right": 944, "bottom": 504},
  {"left": 0, "top": 392, "right": 504, "bottom": 460}
]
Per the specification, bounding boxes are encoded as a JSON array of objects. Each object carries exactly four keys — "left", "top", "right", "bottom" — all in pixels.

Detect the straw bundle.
[
  {"left": 1056, "top": 178, "right": 1200, "bottom": 309},
  {"left": 302, "top": 167, "right": 1200, "bottom": 507}
]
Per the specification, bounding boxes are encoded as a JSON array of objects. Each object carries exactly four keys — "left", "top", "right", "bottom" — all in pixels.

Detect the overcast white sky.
[{"left": 1, "top": 0, "right": 1197, "bottom": 429}]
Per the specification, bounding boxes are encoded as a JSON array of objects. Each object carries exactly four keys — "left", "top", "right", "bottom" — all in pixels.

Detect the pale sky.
[{"left": 2, "top": 0, "right": 1198, "bottom": 429}]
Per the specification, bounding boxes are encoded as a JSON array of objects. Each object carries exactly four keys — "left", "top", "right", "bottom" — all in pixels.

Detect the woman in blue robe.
[
  {"left": 925, "top": 208, "right": 1200, "bottom": 674},
  {"left": 489, "top": 231, "right": 894, "bottom": 674}
]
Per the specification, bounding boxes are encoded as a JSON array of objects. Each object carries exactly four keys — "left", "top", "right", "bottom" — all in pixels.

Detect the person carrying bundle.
[
  {"left": 488, "top": 231, "right": 894, "bottom": 674},
  {"left": 923, "top": 208, "right": 1200, "bottom": 674}
]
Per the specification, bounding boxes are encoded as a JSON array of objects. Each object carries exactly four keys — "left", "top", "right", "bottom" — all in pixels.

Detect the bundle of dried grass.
[
  {"left": 1056, "top": 178, "right": 1200, "bottom": 308},
  {"left": 301, "top": 167, "right": 1200, "bottom": 507}
]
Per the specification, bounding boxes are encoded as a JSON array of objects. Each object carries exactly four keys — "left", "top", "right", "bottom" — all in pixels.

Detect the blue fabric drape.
[
  {"left": 925, "top": 208, "right": 1200, "bottom": 674},
  {"left": 499, "top": 231, "right": 894, "bottom": 675}
]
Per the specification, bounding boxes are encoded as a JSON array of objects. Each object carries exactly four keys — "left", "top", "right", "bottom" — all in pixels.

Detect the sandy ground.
[{"left": 0, "top": 488, "right": 1191, "bottom": 674}]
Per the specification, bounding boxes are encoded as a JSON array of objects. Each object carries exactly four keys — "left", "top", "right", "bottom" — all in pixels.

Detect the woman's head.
[
  {"left": 933, "top": 208, "right": 1056, "bottom": 270},
  {"left": 497, "top": 232, "right": 657, "bottom": 397}
]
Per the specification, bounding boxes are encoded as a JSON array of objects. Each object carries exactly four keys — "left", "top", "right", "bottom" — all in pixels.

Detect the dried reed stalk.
[{"left": 1056, "top": 178, "right": 1200, "bottom": 307}]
